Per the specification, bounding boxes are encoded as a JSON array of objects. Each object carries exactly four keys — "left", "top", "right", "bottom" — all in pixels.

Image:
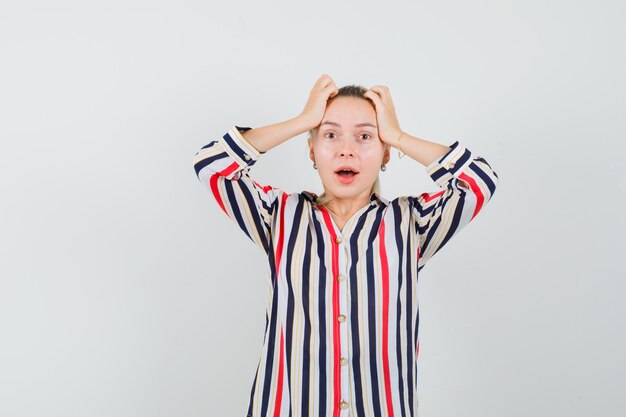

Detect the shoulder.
[
  {"left": 300, "top": 190, "right": 318, "bottom": 203},
  {"left": 275, "top": 190, "right": 316, "bottom": 209}
]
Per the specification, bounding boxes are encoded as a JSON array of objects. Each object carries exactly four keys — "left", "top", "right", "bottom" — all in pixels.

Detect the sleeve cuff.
[
  {"left": 217, "top": 125, "right": 264, "bottom": 168},
  {"left": 425, "top": 140, "right": 474, "bottom": 188}
]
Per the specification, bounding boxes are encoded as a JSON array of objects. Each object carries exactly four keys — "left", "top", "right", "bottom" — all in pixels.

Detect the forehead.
[{"left": 321, "top": 97, "right": 376, "bottom": 127}]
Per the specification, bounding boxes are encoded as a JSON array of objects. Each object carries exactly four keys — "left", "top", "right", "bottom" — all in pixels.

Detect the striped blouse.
[{"left": 192, "top": 125, "right": 499, "bottom": 417}]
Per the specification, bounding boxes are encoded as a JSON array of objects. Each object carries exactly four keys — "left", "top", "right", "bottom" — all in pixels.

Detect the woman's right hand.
[{"left": 298, "top": 74, "right": 338, "bottom": 130}]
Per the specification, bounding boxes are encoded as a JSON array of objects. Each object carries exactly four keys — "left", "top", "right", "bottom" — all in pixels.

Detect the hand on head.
[
  {"left": 363, "top": 85, "right": 403, "bottom": 147},
  {"left": 299, "top": 74, "right": 338, "bottom": 130},
  {"left": 299, "top": 74, "right": 403, "bottom": 148}
]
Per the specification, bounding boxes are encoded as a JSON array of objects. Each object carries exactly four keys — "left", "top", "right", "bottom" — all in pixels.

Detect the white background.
[{"left": 1, "top": 1, "right": 625, "bottom": 416}]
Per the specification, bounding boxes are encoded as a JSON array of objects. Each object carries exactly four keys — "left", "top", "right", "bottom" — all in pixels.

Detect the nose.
[{"left": 339, "top": 140, "right": 355, "bottom": 157}]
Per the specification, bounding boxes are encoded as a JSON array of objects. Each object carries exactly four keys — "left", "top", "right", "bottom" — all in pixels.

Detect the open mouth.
[
  {"left": 334, "top": 168, "right": 359, "bottom": 184},
  {"left": 335, "top": 169, "right": 358, "bottom": 178}
]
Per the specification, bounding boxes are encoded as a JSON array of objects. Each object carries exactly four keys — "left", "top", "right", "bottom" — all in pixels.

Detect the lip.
[
  {"left": 335, "top": 166, "right": 359, "bottom": 174},
  {"left": 335, "top": 171, "right": 358, "bottom": 184}
]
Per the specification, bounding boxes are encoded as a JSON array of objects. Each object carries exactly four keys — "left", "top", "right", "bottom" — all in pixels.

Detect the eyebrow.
[{"left": 320, "top": 121, "right": 376, "bottom": 128}]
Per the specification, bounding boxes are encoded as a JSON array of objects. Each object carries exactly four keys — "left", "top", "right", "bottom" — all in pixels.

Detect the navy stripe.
[
  {"left": 405, "top": 214, "right": 415, "bottom": 417},
  {"left": 222, "top": 130, "right": 251, "bottom": 163},
  {"left": 365, "top": 207, "right": 386, "bottom": 417},
  {"left": 248, "top": 359, "right": 261, "bottom": 417},
  {"left": 449, "top": 147, "right": 472, "bottom": 175},
  {"left": 420, "top": 189, "right": 457, "bottom": 257},
  {"left": 474, "top": 155, "right": 492, "bottom": 169},
  {"left": 429, "top": 166, "right": 449, "bottom": 183},
  {"left": 237, "top": 178, "right": 271, "bottom": 253},
  {"left": 284, "top": 199, "right": 306, "bottom": 416},
  {"left": 193, "top": 151, "right": 228, "bottom": 177},
  {"left": 201, "top": 140, "right": 217, "bottom": 150},
  {"left": 223, "top": 181, "right": 253, "bottom": 243},
  {"left": 426, "top": 190, "right": 466, "bottom": 261},
  {"left": 260, "top": 276, "right": 280, "bottom": 416},
  {"left": 301, "top": 225, "right": 313, "bottom": 417},
  {"left": 349, "top": 206, "right": 377, "bottom": 417},
  {"left": 392, "top": 202, "right": 408, "bottom": 417},
  {"left": 470, "top": 161, "right": 497, "bottom": 196},
  {"left": 310, "top": 213, "right": 328, "bottom": 417}
]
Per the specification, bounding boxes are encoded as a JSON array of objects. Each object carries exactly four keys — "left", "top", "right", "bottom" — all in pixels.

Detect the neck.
[{"left": 321, "top": 193, "right": 371, "bottom": 218}]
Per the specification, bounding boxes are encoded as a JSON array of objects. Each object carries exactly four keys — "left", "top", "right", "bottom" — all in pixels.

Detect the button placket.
[{"left": 336, "top": 235, "right": 351, "bottom": 412}]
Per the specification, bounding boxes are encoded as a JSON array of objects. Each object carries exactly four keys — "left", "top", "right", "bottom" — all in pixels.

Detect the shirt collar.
[{"left": 302, "top": 191, "right": 389, "bottom": 207}]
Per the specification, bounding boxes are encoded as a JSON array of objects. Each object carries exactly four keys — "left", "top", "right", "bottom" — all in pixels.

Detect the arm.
[
  {"left": 406, "top": 138, "right": 499, "bottom": 271},
  {"left": 238, "top": 116, "right": 313, "bottom": 153},
  {"left": 192, "top": 74, "right": 338, "bottom": 253},
  {"left": 192, "top": 117, "right": 311, "bottom": 254},
  {"left": 360, "top": 84, "right": 498, "bottom": 269}
]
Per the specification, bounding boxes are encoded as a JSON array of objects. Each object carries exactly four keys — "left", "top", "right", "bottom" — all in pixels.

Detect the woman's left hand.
[{"left": 363, "top": 85, "right": 403, "bottom": 147}]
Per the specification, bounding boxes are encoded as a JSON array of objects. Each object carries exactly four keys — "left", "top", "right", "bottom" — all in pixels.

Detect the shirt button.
[
  {"left": 449, "top": 162, "right": 455, "bottom": 168},
  {"left": 244, "top": 153, "right": 251, "bottom": 161},
  {"left": 335, "top": 235, "right": 343, "bottom": 244},
  {"left": 340, "top": 357, "right": 349, "bottom": 366},
  {"left": 337, "top": 274, "right": 345, "bottom": 282},
  {"left": 339, "top": 401, "right": 349, "bottom": 410},
  {"left": 337, "top": 314, "right": 346, "bottom": 323}
]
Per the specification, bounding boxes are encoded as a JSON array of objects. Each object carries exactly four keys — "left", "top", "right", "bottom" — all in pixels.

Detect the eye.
[
  {"left": 325, "top": 132, "right": 337, "bottom": 139},
  {"left": 360, "top": 133, "right": 372, "bottom": 140}
]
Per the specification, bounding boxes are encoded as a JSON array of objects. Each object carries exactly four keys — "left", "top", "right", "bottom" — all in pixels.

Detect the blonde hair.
[{"left": 307, "top": 84, "right": 385, "bottom": 207}]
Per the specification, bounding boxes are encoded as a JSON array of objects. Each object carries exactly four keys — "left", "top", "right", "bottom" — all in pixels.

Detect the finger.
[
  {"left": 377, "top": 87, "right": 396, "bottom": 109},
  {"left": 369, "top": 85, "right": 391, "bottom": 103},
  {"left": 316, "top": 74, "right": 331, "bottom": 88},
  {"left": 381, "top": 86, "right": 394, "bottom": 105},
  {"left": 324, "top": 84, "right": 337, "bottom": 96},
  {"left": 365, "top": 88, "right": 382, "bottom": 102},
  {"left": 363, "top": 90, "right": 382, "bottom": 108},
  {"left": 322, "top": 78, "right": 336, "bottom": 91}
]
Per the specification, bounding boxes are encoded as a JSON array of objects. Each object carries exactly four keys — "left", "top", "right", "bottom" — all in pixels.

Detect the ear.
[
  {"left": 308, "top": 137, "right": 315, "bottom": 162},
  {"left": 383, "top": 144, "right": 391, "bottom": 165}
]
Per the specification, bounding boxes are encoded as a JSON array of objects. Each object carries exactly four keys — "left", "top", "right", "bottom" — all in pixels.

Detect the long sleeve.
[
  {"left": 192, "top": 125, "right": 285, "bottom": 254},
  {"left": 409, "top": 140, "right": 499, "bottom": 271}
]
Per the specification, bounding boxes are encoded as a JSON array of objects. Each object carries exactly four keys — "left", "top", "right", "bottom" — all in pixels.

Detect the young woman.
[{"left": 192, "top": 74, "right": 499, "bottom": 417}]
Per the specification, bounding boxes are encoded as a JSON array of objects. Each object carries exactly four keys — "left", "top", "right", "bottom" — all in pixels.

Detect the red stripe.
[
  {"left": 209, "top": 173, "right": 226, "bottom": 215},
  {"left": 209, "top": 161, "right": 241, "bottom": 215},
  {"left": 253, "top": 179, "right": 278, "bottom": 195},
  {"left": 459, "top": 172, "right": 484, "bottom": 220},
  {"left": 318, "top": 207, "right": 341, "bottom": 416},
  {"left": 379, "top": 219, "right": 395, "bottom": 417},
  {"left": 274, "top": 193, "right": 288, "bottom": 276},
  {"left": 272, "top": 327, "right": 285, "bottom": 417},
  {"left": 272, "top": 194, "right": 289, "bottom": 416},
  {"left": 420, "top": 189, "right": 445, "bottom": 203},
  {"left": 219, "top": 160, "right": 240, "bottom": 177}
]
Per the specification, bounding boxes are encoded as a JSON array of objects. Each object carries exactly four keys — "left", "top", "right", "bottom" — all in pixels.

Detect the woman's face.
[{"left": 308, "top": 96, "right": 390, "bottom": 201}]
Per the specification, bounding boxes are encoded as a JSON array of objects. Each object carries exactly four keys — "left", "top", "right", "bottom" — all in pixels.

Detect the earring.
[
  {"left": 381, "top": 164, "right": 387, "bottom": 172},
  {"left": 313, "top": 163, "right": 317, "bottom": 170}
]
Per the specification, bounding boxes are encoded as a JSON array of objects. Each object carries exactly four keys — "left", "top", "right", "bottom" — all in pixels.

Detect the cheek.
[
  {"left": 362, "top": 150, "right": 384, "bottom": 168},
  {"left": 313, "top": 148, "right": 335, "bottom": 168}
]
